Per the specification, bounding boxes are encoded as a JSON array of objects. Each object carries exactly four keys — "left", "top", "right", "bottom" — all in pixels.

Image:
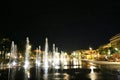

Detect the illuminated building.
[{"left": 110, "top": 33, "right": 120, "bottom": 49}]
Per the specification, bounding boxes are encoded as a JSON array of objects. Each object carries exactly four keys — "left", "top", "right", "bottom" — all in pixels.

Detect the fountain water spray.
[
  {"left": 36, "top": 46, "right": 41, "bottom": 80},
  {"left": 42, "top": 37, "right": 50, "bottom": 78},
  {"left": 43, "top": 38, "right": 49, "bottom": 68},
  {"left": 52, "top": 44, "right": 60, "bottom": 69},
  {"left": 36, "top": 46, "right": 41, "bottom": 67},
  {"left": 8, "top": 41, "right": 17, "bottom": 80},
  {"left": 9, "top": 41, "right": 18, "bottom": 67},
  {"left": 24, "top": 37, "right": 31, "bottom": 69}
]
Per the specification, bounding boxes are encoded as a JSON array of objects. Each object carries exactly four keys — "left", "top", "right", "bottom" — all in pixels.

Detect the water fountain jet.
[{"left": 23, "top": 37, "right": 31, "bottom": 70}]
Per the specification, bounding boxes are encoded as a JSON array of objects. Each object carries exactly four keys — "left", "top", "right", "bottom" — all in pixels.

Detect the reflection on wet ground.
[{"left": 0, "top": 64, "right": 119, "bottom": 80}]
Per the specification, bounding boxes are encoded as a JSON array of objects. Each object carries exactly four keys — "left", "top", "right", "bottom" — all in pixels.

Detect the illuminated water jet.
[
  {"left": 43, "top": 38, "right": 49, "bottom": 68},
  {"left": 9, "top": 41, "right": 18, "bottom": 68},
  {"left": 24, "top": 37, "right": 31, "bottom": 69},
  {"left": 36, "top": 46, "right": 41, "bottom": 67}
]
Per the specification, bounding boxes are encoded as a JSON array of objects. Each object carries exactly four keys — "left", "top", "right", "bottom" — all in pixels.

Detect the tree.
[{"left": 0, "top": 37, "right": 11, "bottom": 59}]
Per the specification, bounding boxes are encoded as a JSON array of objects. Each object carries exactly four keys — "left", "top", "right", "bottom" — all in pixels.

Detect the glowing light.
[
  {"left": 24, "top": 37, "right": 31, "bottom": 70},
  {"left": 36, "top": 46, "right": 41, "bottom": 67},
  {"left": 43, "top": 37, "right": 50, "bottom": 72},
  {"left": 27, "top": 70, "right": 30, "bottom": 78},
  {"left": 24, "top": 60, "right": 29, "bottom": 69},
  {"left": 89, "top": 47, "right": 92, "bottom": 50},
  {"left": 89, "top": 72, "right": 97, "bottom": 80},
  {"left": 89, "top": 63, "right": 96, "bottom": 73},
  {"left": 36, "top": 61, "right": 40, "bottom": 67},
  {"left": 54, "top": 65, "right": 60, "bottom": 69},
  {"left": 12, "top": 61, "right": 16, "bottom": 66}
]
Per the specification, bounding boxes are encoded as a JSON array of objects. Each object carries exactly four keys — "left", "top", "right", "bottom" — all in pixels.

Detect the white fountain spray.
[
  {"left": 43, "top": 38, "right": 49, "bottom": 68},
  {"left": 52, "top": 44, "right": 55, "bottom": 66},
  {"left": 9, "top": 41, "right": 18, "bottom": 67},
  {"left": 13, "top": 44, "right": 17, "bottom": 66},
  {"left": 8, "top": 41, "right": 17, "bottom": 80},
  {"left": 55, "top": 46, "right": 60, "bottom": 69},
  {"left": 24, "top": 37, "right": 31, "bottom": 69},
  {"left": 36, "top": 46, "right": 41, "bottom": 80},
  {"left": 42, "top": 37, "right": 49, "bottom": 80},
  {"left": 36, "top": 46, "right": 41, "bottom": 67}
]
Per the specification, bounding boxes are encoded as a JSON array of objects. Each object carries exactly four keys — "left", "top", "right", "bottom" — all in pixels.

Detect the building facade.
[{"left": 110, "top": 33, "right": 120, "bottom": 49}]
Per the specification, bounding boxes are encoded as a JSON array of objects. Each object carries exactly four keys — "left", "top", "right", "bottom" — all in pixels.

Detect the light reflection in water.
[
  {"left": 88, "top": 72, "right": 97, "bottom": 80},
  {"left": 36, "top": 67, "right": 40, "bottom": 80},
  {"left": 53, "top": 73, "right": 70, "bottom": 80},
  {"left": 44, "top": 72, "right": 48, "bottom": 80},
  {"left": 24, "top": 68, "right": 30, "bottom": 80},
  {"left": 26, "top": 70, "right": 30, "bottom": 78},
  {"left": 43, "top": 66, "right": 49, "bottom": 80},
  {"left": 62, "top": 73, "right": 70, "bottom": 80},
  {"left": 88, "top": 63, "right": 97, "bottom": 80},
  {"left": 36, "top": 57, "right": 41, "bottom": 80},
  {"left": 73, "top": 65, "right": 78, "bottom": 69},
  {"left": 63, "top": 66, "right": 69, "bottom": 69},
  {"left": 8, "top": 68, "right": 17, "bottom": 80}
]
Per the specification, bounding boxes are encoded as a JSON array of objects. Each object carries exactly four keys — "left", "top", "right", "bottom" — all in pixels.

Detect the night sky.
[{"left": 0, "top": 1, "right": 120, "bottom": 52}]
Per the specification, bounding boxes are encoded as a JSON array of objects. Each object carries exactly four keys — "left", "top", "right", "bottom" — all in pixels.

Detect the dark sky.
[{"left": 0, "top": 1, "right": 120, "bottom": 52}]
